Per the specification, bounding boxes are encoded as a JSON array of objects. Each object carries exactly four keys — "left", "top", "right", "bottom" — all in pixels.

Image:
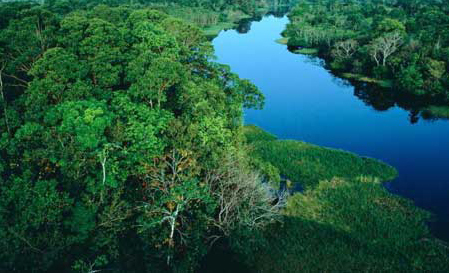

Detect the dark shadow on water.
[
  {"left": 429, "top": 220, "right": 449, "bottom": 243},
  {"left": 280, "top": 179, "right": 303, "bottom": 194}
]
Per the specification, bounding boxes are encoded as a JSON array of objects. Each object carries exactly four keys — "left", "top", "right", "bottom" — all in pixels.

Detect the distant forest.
[{"left": 284, "top": 0, "right": 449, "bottom": 110}]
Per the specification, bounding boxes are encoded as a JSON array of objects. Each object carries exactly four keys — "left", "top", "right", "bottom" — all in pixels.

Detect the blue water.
[{"left": 213, "top": 15, "right": 449, "bottom": 240}]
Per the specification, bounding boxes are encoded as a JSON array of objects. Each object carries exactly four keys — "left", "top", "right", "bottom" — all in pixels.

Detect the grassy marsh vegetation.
[
  {"left": 241, "top": 126, "right": 449, "bottom": 272},
  {"left": 243, "top": 125, "right": 277, "bottom": 142},
  {"left": 248, "top": 177, "right": 449, "bottom": 272},
  {"left": 244, "top": 125, "right": 398, "bottom": 189}
]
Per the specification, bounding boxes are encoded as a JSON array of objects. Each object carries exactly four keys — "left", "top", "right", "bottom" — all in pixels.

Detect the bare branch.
[
  {"left": 370, "top": 32, "right": 403, "bottom": 66},
  {"left": 332, "top": 39, "right": 358, "bottom": 60},
  {"left": 206, "top": 152, "right": 284, "bottom": 239}
]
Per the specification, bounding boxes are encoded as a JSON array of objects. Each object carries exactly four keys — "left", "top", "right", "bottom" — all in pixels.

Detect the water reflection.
[
  {"left": 293, "top": 53, "right": 449, "bottom": 124},
  {"left": 234, "top": 0, "right": 297, "bottom": 34}
]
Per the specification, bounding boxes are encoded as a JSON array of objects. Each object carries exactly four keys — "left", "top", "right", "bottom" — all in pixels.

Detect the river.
[{"left": 212, "top": 15, "right": 449, "bottom": 240}]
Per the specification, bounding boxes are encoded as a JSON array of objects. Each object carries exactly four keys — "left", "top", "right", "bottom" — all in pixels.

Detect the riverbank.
[
  {"left": 282, "top": 0, "right": 449, "bottom": 106},
  {"left": 279, "top": 35, "right": 397, "bottom": 89}
]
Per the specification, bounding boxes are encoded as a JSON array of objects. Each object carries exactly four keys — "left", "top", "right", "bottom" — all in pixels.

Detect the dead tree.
[{"left": 370, "top": 32, "right": 403, "bottom": 66}]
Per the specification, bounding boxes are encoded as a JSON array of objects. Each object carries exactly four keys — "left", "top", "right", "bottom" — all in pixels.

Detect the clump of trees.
[
  {"left": 284, "top": 0, "right": 449, "bottom": 102},
  {"left": 0, "top": 2, "right": 282, "bottom": 272}
]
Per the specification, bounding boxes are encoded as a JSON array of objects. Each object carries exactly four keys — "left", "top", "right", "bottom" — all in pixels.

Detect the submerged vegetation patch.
[
  {"left": 341, "top": 73, "right": 393, "bottom": 88},
  {"left": 202, "top": 22, "right": 236, "bottom": 38},
  {"left": 293, "top": 47, "right": 318, "bottom": 55}
]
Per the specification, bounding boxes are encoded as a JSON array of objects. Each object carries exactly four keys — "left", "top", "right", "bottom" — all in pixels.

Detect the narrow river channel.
[{"left": 212, "top": 15, "right": 449, "bottom": 241}]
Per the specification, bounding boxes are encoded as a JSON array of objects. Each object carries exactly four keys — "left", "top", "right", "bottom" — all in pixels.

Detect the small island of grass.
[{"left": 275, "top": 37, "right": 289, "bottom": 45}]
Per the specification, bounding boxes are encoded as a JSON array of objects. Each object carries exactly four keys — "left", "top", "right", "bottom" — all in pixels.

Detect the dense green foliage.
[
  {"left": 15, "top": 0, "right": 297, "bottom": 39},
  {"left": 150, "top": 0, "right": 297, "bottom": 38},
  {"left": 244, "top": 125, "right": 398, "bottom": 189},
  {"left": 0, "top": 2, "right": 278, "bottom": 272},
  {"left": 284, "top": 0, "right": 449, "bottom": 102}
]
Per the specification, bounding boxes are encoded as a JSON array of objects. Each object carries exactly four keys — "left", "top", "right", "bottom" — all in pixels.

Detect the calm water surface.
[{"left": 213, "top": 15, "right": 449, "bottom": 240}]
